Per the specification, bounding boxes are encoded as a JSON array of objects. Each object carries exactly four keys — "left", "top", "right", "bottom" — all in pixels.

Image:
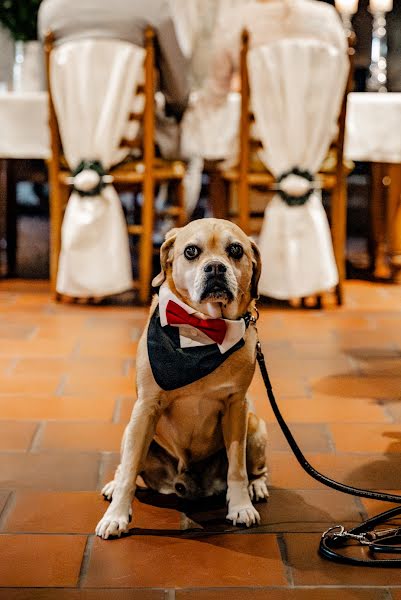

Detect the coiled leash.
[{"left": 256, "top": 338, "right": 401, "bottom": 566}]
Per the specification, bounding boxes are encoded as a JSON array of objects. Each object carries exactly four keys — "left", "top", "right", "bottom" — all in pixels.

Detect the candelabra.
[
  {"left": 367, "top": 10, "right": 389, "bottom": 92},
  {"left": 335, "top": 0, "right": 358, "bottom": 44}
]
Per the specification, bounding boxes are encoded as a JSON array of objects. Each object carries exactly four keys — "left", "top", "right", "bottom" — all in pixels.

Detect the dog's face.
[{"left": 153, "top": 219, "right": 261, "bottom": 318}]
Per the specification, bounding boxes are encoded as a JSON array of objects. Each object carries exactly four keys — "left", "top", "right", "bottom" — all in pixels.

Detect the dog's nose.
[
  {"left": 204, "top": 261, "right": 227, "bottom": 276},
  {"left": 175, "top": 482, "right": 187, "bottom": 496}
]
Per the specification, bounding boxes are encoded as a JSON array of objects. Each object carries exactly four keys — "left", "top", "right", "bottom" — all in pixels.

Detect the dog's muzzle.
[{"left": 200, "top": 261, "right": 234, "bottom": 303}]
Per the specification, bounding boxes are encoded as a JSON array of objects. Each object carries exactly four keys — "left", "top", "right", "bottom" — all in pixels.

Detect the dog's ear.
[
  {"left": 152, "top": 228, "right": 178, "bottom": 287},
  {"left": 250, "top": 239, "right": 262, "bottom": 299}
]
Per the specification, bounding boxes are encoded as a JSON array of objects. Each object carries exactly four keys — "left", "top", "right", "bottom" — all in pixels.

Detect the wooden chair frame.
[
  {"left": 44, "top": 28, "right": 186, "bottom": 304},
  {"left": 220, "top": 30, "right": 355, "bottom": 306}
]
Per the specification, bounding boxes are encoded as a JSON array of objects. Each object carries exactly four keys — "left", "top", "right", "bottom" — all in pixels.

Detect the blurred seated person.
[
  {"left": 169, "top": 0, "right": 253, "bottom": 88},
  {"left": 205, "top": 0, "right": 347, "bottom": 107},
  {"left": 38, "top": 0, "right": 190, "bottom": 158}
]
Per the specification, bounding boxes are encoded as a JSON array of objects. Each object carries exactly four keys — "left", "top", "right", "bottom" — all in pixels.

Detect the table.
[
  {"left": 0, "top": 92, "right": 49, "bottom": 159},
  {"left": 0, "top": 92, "right": 49, "bottom": 276},
  {"left": 2, "top": 91, "right": 401, "bottom": 281},
  {"left": 345, "top": 93, "right": 401, "bottom": 281}
]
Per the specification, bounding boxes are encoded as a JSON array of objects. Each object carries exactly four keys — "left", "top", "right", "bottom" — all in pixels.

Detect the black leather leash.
[{"left": 256, "top": 340, "right": 401, "bottom": 566}]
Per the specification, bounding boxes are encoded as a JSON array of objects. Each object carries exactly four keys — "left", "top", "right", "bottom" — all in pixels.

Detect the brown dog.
[{"left": 96, "top": 218, "right": 268, "bottom": 539}]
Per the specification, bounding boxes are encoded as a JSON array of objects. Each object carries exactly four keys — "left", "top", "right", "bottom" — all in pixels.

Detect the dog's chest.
[{"left": 155, "top": 387, "right": 232, "bottom": 462}]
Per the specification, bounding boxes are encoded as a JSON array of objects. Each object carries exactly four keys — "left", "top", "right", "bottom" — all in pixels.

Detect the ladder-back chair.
[
  {"left": 45, "top": 28, "right": 187, "bottom": 304},
  {"left": 219, "top": 31, "right": 355, "bottom": 306}
]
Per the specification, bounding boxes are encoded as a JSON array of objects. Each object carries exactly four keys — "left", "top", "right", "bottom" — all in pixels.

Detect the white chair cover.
[
  {"left": 248, "top": 39, "right": 348, "bottom": 299},
  {"left": 51, "top": 39, "right": 145, "bottom": 297}
]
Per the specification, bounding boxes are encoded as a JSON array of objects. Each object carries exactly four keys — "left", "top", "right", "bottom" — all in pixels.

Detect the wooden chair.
[
  {"left": 218, "top": 31, "right": 355, "bottom": 306},
  {"left": 44, "top": 28, "right": 186, "bottom": 304}
]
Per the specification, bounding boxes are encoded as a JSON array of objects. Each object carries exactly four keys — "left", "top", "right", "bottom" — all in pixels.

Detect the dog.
[{"left": 96, "top": 218, "right": 268, "bottom": 539}]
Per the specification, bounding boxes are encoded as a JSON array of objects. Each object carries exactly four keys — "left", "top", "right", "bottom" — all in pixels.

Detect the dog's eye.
[
  {"left": 227, "top": 243, "right": 244, "bottom": 260},
  {"left": 184, "top": 245, "right": 201, "bottom": 260}
]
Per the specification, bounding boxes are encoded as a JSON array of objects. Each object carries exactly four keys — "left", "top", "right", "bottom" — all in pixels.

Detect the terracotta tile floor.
[{"left": 1, "top": 279, "right": 401, "bottom": 597}]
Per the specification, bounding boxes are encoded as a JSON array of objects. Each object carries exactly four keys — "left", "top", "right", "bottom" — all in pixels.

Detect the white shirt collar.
[{"left": 158, "top": 285, "right": 246, "bottom": 354}]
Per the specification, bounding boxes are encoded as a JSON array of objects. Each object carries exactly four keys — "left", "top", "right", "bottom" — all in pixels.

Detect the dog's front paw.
[
  {"left": 226, "top": 503, "right": 260, "bottom": 527},
  {"left": 101, "top": 479, "right": 116, "bottom": 501},
  {"left": 248, "top": 475, "right": 269, "bottom": 502},
  {"left": 95, "top": 507, "right": 131, "bottom": 539}
]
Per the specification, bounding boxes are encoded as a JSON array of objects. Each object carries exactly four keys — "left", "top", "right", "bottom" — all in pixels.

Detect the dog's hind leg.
[
  {"left": 140, "top": 441, "right": 179, "bottom": 495},
  {"left": 246, "top": 412, "right": 269, "bottom": 501},
  {"left": 102, "top": 440, "right": 177, "bottom": 501}
]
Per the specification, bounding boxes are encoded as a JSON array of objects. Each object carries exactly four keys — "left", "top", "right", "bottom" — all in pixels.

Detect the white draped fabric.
[
  {"left": 51, "top": 39, "right": 145, "bottom": 297},
  {"left": 181, "top": 91, "right": 240, "bottom": 162},
  {"left": 168, "top": 0, "right": 200, "bottom": 59},
  {"left": 248, "top": 39, "right": 348, "bottom": 299}
]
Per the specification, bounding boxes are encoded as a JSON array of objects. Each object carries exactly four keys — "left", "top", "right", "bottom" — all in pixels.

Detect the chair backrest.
[
  {"left": 44, "top": 28, "right": 157, "bottom": 174},
  {"left": 238, "top": 29, "right": 355, "bottom": 178}
]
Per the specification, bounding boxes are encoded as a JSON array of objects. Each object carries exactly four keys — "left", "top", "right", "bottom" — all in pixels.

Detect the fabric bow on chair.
[
  {"left": 50, "top": 39, "right": 145, "bottom": 298},
  {"left": 248, "top": 39, "right": 348, "bottom": 299}
]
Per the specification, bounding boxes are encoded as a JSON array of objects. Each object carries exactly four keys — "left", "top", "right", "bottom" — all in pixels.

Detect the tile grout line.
[
  {"left": 55, "top": 373, "right": 68, "bottom": 396},
  {"left": 71, "top": 341, "right": 82, "bottom": 359},
  {"left": 27, "top": 326, "right": 40, "bottom": 341},
  {"left": 28, "top": 422, "right": 45, "bottom": 452},
  {"left": 77, "top": 534, "right": 94, "bottom": 588},
  {"left": 96, "top": 452, "right": 109, "bottom": 491},
  {"left": 322, "top": 423, "right": 336, "bottom": 454},
  {"left": 112, "top": 397, "right": 122, "bottom": 424},
  {"left": 354, "top": 495, "right": 369, "bottom": 522},
  {"left": 379, "top": 398, "right": 398, "bottom": 424},
  {"left": 276, "top": 533, "right": 294, "bottom": 587},
  {"left": 5, "top": 357, "right": 19, "bottom": 376},
  {"left": 122, "top": 357, "right": 134, "bottom": 376},
  {"left": 0, "top": 491, "right": 16, "bottom": 532}
]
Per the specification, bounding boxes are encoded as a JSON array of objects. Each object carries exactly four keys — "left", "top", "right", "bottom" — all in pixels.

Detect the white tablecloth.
[
  {"left": 345, "top": 92, "right": 401, "bottom": 164},
  {"left": 2, "top": 91, "right": 401, "bottom": 165},
  {"left": 182, "top": 91, "right": 401, "bottom": 166},
  {"left": 0, "top": 91, "right": 49, "bottom": 159}
]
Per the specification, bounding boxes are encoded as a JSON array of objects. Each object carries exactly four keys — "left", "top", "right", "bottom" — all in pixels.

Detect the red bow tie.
[{"left": 166, "top": 300, "right": 227, "bottom": 345}]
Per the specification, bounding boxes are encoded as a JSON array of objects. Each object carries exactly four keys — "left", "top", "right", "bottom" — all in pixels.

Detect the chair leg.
[
  {"left": 369, "top": 162, "right": 388, "bottom": 278},
  {"left": 335, "top": 283, "right": 343, "bottom": 306},
  {"left": 301, "top": 295, "right": 323, "bottom": 309},
  {"left": 238, "top": 175, "right": 250, "bottom": 234},
  {"left": 3, "top": 159, "right": 18, "bottom": 277},
  {"left": 49, "top": 179, "right": 65, "bottom": 294},
  {"left": 139, "top": 176, "right": 154, "bottom": 304},
  {"left": 330, "top": 179, "right": 347, "bottom": 307},
  {"left": 209, "top": 164, "right": 230, "bottom": 220},
  {"left": 386, "top": 163, "right": 401, "bottom": 283},
  {"left": 176, "top": 179, "right": 187, "bottom": 227}
]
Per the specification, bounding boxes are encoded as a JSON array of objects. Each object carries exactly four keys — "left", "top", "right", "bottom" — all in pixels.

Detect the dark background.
[{"left": 320, "top": 0, "right": 401, "bottom": 90}]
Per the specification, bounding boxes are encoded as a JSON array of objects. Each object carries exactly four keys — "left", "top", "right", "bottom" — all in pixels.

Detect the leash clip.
[{"left": 322, "top": 525, "right": 371, "bottom": 546}]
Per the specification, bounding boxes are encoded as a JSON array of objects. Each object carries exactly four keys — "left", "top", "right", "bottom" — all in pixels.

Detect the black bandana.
[{"left": 147, "top": 307, "right": 248, "bottom": 391}]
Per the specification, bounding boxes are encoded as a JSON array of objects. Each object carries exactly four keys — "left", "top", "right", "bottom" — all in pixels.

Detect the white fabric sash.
[
  {"left": 248, "top": 39, "right": 348, "bottom": 299},
  {"left": 51, "top": 39, "right": 145, "bottom": 297}
]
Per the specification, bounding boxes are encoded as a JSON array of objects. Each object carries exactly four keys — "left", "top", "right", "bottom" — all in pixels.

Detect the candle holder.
[
  {"left": 339, "top": 11, "right": 355, "bottom": 40},
  {"left": 367, "top": 9, "right": 389, "bottom": 92},
  {"left": 335, "top": 1, "right": 358, "bottom": 46}
]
